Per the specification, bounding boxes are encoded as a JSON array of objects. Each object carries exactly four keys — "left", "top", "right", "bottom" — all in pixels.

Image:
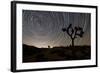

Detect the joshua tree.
[
  {"left": 62, "top": 24, "right": 84, "bottom": 46},
  {"left": 48, "top": 45, "right": 50, "bottom": 48}
]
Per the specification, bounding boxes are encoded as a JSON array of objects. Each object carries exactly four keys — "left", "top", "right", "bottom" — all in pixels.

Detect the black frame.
[{"left": 11, "top": 1, "right": 98, "bottom": 72}]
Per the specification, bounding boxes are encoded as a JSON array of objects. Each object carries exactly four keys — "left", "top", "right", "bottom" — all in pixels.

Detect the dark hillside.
[{"left": 23, "top": 44, "right": 91, "bottom": 63}]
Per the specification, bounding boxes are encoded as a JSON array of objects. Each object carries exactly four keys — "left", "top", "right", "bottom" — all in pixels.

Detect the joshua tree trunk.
[{"left": 72, "top": 38, "right": 74, "bottom": 46}]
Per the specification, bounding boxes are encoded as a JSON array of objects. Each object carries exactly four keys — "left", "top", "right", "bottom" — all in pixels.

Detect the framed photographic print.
[{"left": 11, "top": 1, "right": 98, "bottom": 72}]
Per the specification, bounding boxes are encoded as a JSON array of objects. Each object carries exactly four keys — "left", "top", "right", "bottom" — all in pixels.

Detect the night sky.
[{"left": 22, "top": 10, "right": 91, "bottom": 48}]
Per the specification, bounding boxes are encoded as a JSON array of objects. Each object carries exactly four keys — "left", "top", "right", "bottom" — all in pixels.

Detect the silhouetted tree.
[
  {"left": 48, "top": 45, "right": 50, "bottom": 48},
  {"left": 62, "top": 24, "right": 84, "bottom": 46}
]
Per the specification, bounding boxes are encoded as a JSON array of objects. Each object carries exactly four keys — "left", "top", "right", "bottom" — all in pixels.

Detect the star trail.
[{"left": 22, "top": 10, "right": 91, "bottom": 48}]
